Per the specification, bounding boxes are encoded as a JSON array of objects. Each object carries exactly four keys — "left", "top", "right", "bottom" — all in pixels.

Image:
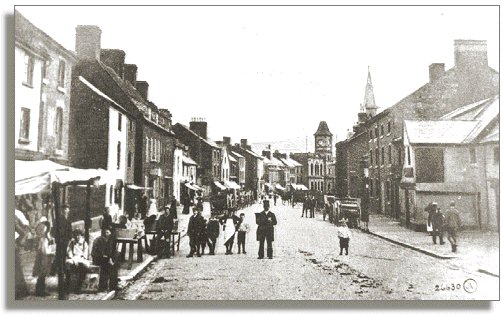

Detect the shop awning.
[
  {"left": 214, "top": 181, "right": 227, "bottom": 190},
  {"left": 15, "top": 160, "right": 106, "bottom": 196},
  {"left": 296, "top": 184, "right": 309, "bottom": 191},
  {"left": 192, "top": 183, "right": 203, "bottom": 191},
  {"left": 275, "top": 184, "right": 285, "bottom": 190},
  {"left": 182, "top": 155, "right": 198, "bottom": 166},
  {"left": 185, "top": 182, "right": 203, "bottom": 191},
  {"left": 224, "top": 181, "right": 241, "bottom": 190},
  {"left": 126, "top": 184, "right": 153, "bottom": 190}
]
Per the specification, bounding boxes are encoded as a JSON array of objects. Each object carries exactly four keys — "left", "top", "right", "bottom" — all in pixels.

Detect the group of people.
[
  {"left": 425, "top": 201, "right": 462, "bottom": 252},
  {"left": 301, "top": 194, "right": 318, "bottom": 218},
  {"left": 15, "top": 203, "right": 127, "bottom": 298}
]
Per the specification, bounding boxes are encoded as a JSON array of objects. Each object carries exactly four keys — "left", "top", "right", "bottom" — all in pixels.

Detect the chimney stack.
[
  {"left": 100, "top": 49, "right": 126, "bottom": 79},
  {"left": 223, "top": 136, "right": 231, "bottom": 146},
  {"left": 189, "top": 118, "right": 208, "bottom": 139},
  {"left": 136, "top": 81, "right": 149, "bottom": 101},
  {"left": 454, "top": 39, "right": 488, "bottom": 70},
  {"left": 124, "top": 64, "right": 138, "bottom": 86},
  {"left": 429, "top": 63, "right": 445, "bottom": 83},
  {"left": 75, "top": 25, "right": 102, "bottom": 60},
  {"left": 240, "top": 139, "right": 248, "bottom": 148}
]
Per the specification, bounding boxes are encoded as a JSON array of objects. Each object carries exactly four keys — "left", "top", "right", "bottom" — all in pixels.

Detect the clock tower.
[{"left": 314, "top": 121, "right": 333, "bottom": 158}]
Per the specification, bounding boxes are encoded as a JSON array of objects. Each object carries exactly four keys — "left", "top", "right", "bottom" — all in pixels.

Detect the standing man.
[
  {"left": 256, "top": 200, "right": 277, "bottom": 259},
  {"left": 431, "top": 204, "right": 445, "bottom": 245},
  {"left": 91, "top": 227, "right": 118, "bottom": 292},
  {"left": 444, "top": 201, "right": 462, "bottom": 252},
  {"left": 310, "top": 195, "right": 316, "bottom": 218},
  {"left": 206, "top": 213, "right": 220, "bottom": 255},
  {"left": 237, "top": 213, "right": 250, "bottom": 254},
  {"left": 302, "top": 195, "right": 309, "bottom": 218},
  {"left": 273, "top": 193, "right": 278, "bottom": 206},
  {"left": 186, "top": 207, "right": 205, "bottom": 257}
]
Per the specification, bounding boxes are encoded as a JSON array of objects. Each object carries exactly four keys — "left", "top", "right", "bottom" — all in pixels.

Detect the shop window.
[{"left": 416, "top": 148, "right": 444, "bottom": 183}]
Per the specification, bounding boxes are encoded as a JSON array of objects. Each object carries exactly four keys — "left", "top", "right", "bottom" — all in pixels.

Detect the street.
[{"left": 117, "top": 201, "right": 499, "bottom": 300}]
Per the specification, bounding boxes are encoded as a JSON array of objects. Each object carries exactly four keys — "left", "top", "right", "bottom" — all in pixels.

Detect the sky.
[{"left": 15, "top": 5, "right": 499, "bottom": 152}]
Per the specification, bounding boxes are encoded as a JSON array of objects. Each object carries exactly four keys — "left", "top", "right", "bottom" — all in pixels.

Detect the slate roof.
[
  {"left": 314, "top": 121, "right": 333, "bottom": 136},
  {"left": 174, "top": 123, "right": 220, "bottom": 149},
  {"left": 404, "top": 120, "right": 479, "bottom": 145}
]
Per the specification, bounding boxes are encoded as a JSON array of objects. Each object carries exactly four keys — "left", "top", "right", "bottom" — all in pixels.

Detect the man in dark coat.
[
  {"left": 206, "top": 213, "right": 220, "bottom": 255},
  {"left": 186, "top": 207, "right": 205, "bottom": 257},
  {"left": 219, "top": 209, "right": 241, "bottom": 254},
  {"left": 431, "top": 204, "right": 445, "bottom": 245},
  {"left": 155, "top": 207, "right": 174, "bottom": 259},
  {"left": 302, "top": 195, "right": 310, "bottom": 218},
  {"left": 256, "top": 200, "right": 277, "bottom": 259},
  {"left": 91, "top": 227, "right": 118, "bottom": 291}
]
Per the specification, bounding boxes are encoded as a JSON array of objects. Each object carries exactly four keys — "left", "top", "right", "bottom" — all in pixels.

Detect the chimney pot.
[
  {"left": 240, "top": 139, "right": 248, "bottom": 148},
  {"left": 454, "top": 39, "right": 488, "bottom": 70}
]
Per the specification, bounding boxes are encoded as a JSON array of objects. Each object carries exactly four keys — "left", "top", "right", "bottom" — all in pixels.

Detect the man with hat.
[
  {"left": 431, "top": 203, "right": 445, "bottom": 245},
  {"left": 256, "top": 199, "right": 277, "bottom": 259},
  {"left": 444, "top": 201, "right": 462, "bottom": 252}
]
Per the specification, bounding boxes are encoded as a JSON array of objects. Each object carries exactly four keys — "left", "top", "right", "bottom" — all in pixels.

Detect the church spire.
[{"left": 363, "top": 66, "right": 377, "bottom": 117}]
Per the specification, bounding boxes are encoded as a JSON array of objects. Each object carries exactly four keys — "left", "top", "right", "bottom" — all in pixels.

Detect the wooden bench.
[{"left": 144, "top": 230, "right": 181, "bottom": 254}]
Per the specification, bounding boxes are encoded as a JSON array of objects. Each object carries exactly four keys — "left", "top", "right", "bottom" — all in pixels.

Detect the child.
[
  {"left": 32, "top": 219, "right": 56, "bottom": 296},
  {"left": 237, "top": 213, "right": 250, "bottom": 254},
  {"left": 337, "top": 218, "right": 352, "bottom": 255}
]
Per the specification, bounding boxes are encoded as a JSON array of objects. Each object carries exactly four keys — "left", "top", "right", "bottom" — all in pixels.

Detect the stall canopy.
[
  {"left": 275, "top": 184, "right": 285, "bottom": 191},
  {"left": 264, "top": 183, "right": 273, "bottom": 189},
  {"left": 185, "top": 182, "right": 203, "bottom": 191},
  {"left": 290, "top": 183, "right": 309, "bottom": 191},
  {"left": 15, "top": 160, "right": 107, "bottom": 196},
  {"left": 126, "top": 184, "right": 153, "bottom": 190},
  {"left": 214, "top": 181, "right": 227, "bottom": 190},
  {"left": 224, "top": 181, "right": 241, "bottom": 190}
]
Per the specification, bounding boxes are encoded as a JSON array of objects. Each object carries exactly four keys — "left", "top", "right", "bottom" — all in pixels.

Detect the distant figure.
[
  {"left": 220, "top": 209, "right": 240, "bottom": 255},
  {"left": 337, "top": 219, "right": 352, "bottom": 255},
  {"left": 256, "top": 200, "right": 277, "bottom": 259},
  {"left": 155, "top": 207, "right": 174, "bottom": 259},
  {"left": 99, "top": 206, "right": 113, "bottom": 232},
  {"left": 147, "top": 198, "right": 158, "bottom": 218},
  {"left": 444, "top": 201, "right": 462, "bottom": 252},
  {"left": 15, "top": 209, "right": 30, "bottom": 299},
  {"left": 273, "top": 193, "right": 278, "bottom": 206}
]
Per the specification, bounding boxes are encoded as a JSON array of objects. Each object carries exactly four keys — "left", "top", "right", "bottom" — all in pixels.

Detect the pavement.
[{"left": 367, "top": 214, "right": 499, "bottom": 277}]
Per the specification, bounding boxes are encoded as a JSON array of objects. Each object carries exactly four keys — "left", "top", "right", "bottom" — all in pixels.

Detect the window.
[
  {"left": 416, "top": 148, "right": 444, "bottom": 183},
  {"left": 469, "top": 148, "right": 477, "bottom": 164},
  {"left": 388, "top": 145, "right": 392, "bottom": 165},
  {"left": 145, "top": 137, "right": 149, "bottom": 160},
  {"left": 151, "top": 138, "right": 156, "bottom": 161},
  {"left": 127, "top": 151, "right": 132, "bottom": 168},
  {"left": 58, "top": 60, "right": 66, "bottom": 88},
  {"left": 494, "top": 147, "right": 500, "bottom": 165},
  {"left": 370, "top": 149, "right": 373, "bottom": 165},
  {"left": 370, "top": 180, "right": 373, "bottom": 196},
  {"left": 375, "top": 150, "right": 379, "bottom": 166},
  {"left": 117, "top": 141, "right": 121, "bottom": 169},
  {"left": 55, "top": 107, "right": 63, "bottom": 149},
  {"left": 369, "top": 130, "right": 373, "bottom": 140},
  {"left": 129, "top": 120, "right": 133, "bottom": 132},
  {"left": 118, "top": 113, "right": 122, "bottom": 131},
  {"left": 23, "top": 54, "right": 34, "bottom": 86},
  {"left": 375, "top": 126, "right": 379, "bottom": 138},
  {"left": 109, "top": 185, "right": 114, "bottom": 204},
  {"left": 19, "top": 107, "right": 30, "bottom": 141},
  {"left": 381, "top": 147, "right": 385, "bottom": 165},
  {"left": 407, "top": 146, "right": 411, "bottom": 165},
  {"left": 387, "top": 121, "right": 391, "bottom": 134},
  {"left": 385, "top": 181, "right": 390, "bottom": 201},
  {"left": 380, "top": 124, "right": 385, "bottom": 136},
  {"left": 41, "top": 60, "right": 47, "bottom": 81}
]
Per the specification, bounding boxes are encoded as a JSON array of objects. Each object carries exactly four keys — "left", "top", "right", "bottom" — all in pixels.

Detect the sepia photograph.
[{"left": 10, "top": 4, "right": 499, "bottom": 303}]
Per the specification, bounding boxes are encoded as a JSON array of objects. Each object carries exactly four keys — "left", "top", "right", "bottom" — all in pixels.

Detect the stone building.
[
  {"left": 15, "top": 11, "right": 77, "bottom": 163},
  {"left": 231, "top": 139, "right": 264, "bottom": 199}
]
